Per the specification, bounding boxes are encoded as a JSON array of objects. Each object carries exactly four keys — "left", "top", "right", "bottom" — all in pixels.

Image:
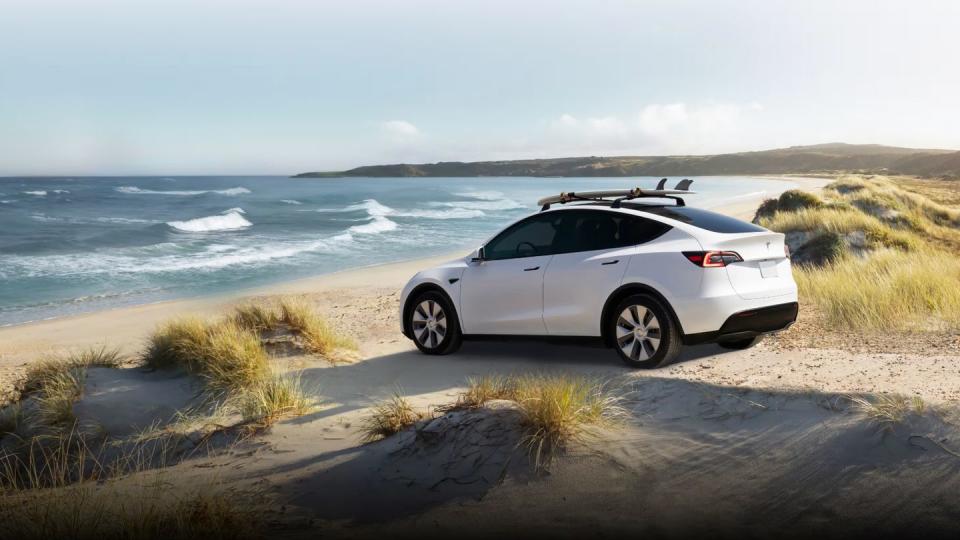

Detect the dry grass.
[
  {"left": 236, "top": 371, "right": 314, "bottom": 425},
  {"left": 33, "top": 366, "right": 87, "bottom": 427},
  {"left": 794, "top": 249, "right": 960, "bottom": 330},
  {"left": 759, "top": 175, "right": 960, "bottom": 331},
  {"left": 143, "top": 318, "right": 269, "bottom": 396},
  {"left": 850, "top": 393, "right": 927, "bottom": 430},
  {"left": 451, "top": 374, "right": 625, "bottom": 469},
  {"left": 234, "top": 297, "right": 357, "bottom": 360},
  {"left": 21, "top": 346, "right": 122, "bottom": 396},
  {"left": 510, "top": 375, "right": 625, "bottom": 469},
  {"left": 0, "top": 474, "right": 261, "bottom": 539},
  {"left": 13, "top": 347, "right": 123, "bottom": 430},
  {"left": 452, "top": 374, "right": 514, "bottom": 409},
  {"left": 359, "top": 393, "right": 426, "bottom": 443},
  {"left": 232, "top": 303, "right": 281, "bottom": 332}
]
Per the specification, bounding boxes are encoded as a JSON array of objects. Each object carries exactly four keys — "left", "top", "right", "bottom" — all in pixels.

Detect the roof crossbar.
[{"left": 538, "top": 179, "right": 695, "bottom": 210}]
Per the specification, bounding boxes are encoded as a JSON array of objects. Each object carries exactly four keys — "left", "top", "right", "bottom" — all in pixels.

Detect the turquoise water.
[{"left": 0, "top": 176, "right": 793, "bottom": 326}]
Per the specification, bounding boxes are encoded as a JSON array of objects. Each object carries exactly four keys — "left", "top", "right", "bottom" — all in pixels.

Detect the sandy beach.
[{"left": 6, "top": 174, "right": 960, "bottom": 537}]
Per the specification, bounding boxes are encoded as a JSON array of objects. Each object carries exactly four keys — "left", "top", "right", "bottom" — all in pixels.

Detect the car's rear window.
[{"left": 632, "top": 206, "right": 767, "bottom": 233}]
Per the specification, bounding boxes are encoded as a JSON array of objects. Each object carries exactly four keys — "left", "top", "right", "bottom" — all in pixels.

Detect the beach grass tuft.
[
  {"left": 450, "top": 374, "right": 625, "bottom": 469},
  {"left": 232, "top": 297, "right": 357, "bottom": 360},
  {"left": 359, "top": 393, "right": 426, "bottom": 443},
  {"left": 850, "top": 393, "right": 927, "bottom": 430},
  {"left": 237, "top": 371, "right": 313, "bottom": 425},
  {"left": 509, "top": 374, "right": 624, "bottom": 469},
  {"left": 144, "top": 318, "right": 269, "bottom": 396}
]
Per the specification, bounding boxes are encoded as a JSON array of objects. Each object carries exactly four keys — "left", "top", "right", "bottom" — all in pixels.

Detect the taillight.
[{"left": 682, "top": 251, "right": 743, "bottom": 268}]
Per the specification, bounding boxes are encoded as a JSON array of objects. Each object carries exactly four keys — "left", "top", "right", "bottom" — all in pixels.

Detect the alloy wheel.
[
  {"left": 616, "top": 304, "right": 661, "bottom": 361},
  {"left": 411, "top": 299, "right": 447, "bottom": 349}
]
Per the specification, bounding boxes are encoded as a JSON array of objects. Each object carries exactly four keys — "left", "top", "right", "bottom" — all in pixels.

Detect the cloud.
[
  {"left": 380, "top": 120, "right": 420, "bottom": 139},
  {"left": 546, "top": 102, "right": 761, "bottom": 155}
]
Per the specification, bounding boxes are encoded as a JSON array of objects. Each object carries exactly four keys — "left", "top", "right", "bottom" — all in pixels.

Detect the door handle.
[
  {"left": 523, "top": 266, "right": 540, "bottom": 271},
  {"left": 601, "top": 259, "right": 619, "bottom": 265}
]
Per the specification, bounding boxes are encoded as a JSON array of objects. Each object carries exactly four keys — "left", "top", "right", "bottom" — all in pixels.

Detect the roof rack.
[{"left": 537, "top": 178, "right": 696, "bottom": 211}]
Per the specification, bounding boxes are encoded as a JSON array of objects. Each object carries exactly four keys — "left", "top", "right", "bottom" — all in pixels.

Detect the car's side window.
[
  {"left": 554, "top": 210, "right": 672, "bottom": 253},
  {"left": 484, "top": 213, "right": 563, "bottom": 260},
  {"left": 619, "top": 214, "right": 673, "bottom": 246}
]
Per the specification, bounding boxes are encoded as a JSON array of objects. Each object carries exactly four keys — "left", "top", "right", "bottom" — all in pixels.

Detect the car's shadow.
[{"left": 288, "top": 337, "right": 733, "bottom": 426}]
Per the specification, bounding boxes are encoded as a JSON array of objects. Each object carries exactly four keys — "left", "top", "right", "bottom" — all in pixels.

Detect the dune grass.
[
  {"left": 237, "top": 372, "right": 314, "bottom": 425},
  {"left": 850, "top": 393, "right": 927, "bottom": 431},
  {"left": 13, "top": 347, "right": 123, "bottom": 430},
  {"left": 234, "top": 297, "right": 357, "bottom": 358},
  {"left": 142, "top": 302, "right": 346, "bottom": 426},
  {"left": 794, "top": 249, "right": 960, "bottom": 330},
  {"left": 0, "top": 485, "right": 260, "bottom": 540},
  {"left": 758, "top": 175, "right": 960, "bottom": 331},
  {"left": 508, "top": 375, "right": 624, "bottom": 469},
  {"left": 21, "top": 346, "right": 122, "bottom": 396},
  {"left": 448, "top": 374, "right": 625, "bottom": 469},
  {"left": 144, "top": 318, "right": 269, "bottom": 397},
  {"left": 359, "top": 393, "right": 426, "bottom": 443}
]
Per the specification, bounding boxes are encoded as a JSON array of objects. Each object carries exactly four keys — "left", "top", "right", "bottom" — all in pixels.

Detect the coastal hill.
[{"left": 293, "top": 143, "right": 960, "bottom": 178}]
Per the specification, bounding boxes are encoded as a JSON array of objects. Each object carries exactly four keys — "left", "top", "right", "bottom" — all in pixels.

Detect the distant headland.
[{"left": 293, "top": 143, "right": 960, "bottom": 179}]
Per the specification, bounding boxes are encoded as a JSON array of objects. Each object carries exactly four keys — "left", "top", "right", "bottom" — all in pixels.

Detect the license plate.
[{"left": 759, "top": 260, "right": 778, "bottom": 278}]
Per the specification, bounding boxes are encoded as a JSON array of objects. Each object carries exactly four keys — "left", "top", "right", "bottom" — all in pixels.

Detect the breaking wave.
[{"left": 167, "top": 210, "right": 252, "bottom": 232}]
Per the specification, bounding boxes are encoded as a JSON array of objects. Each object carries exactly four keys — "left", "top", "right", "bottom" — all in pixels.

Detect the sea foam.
[
  {"left": 167, "top": 210, "right": 252, "bottom": 232},
  {"left": 116, "top": 186, "right": 251, "bottom": 196}
]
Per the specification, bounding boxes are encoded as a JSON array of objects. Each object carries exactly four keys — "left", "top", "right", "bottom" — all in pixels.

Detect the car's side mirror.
[{"left": 470, "top": 247, "right": 486, "bottom": 262}]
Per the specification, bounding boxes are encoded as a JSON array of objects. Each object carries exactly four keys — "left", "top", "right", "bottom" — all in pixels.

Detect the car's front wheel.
[
  {"left": 408, "top": 291, "right": 462, "bottom": 355},
  {"left": 609, "top": 294, "right": 680, "bottom": 369}
]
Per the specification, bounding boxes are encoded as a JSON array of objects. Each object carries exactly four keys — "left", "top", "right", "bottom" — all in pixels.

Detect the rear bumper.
[{"left": 682, "top": 302, "right": 798, "bottom": 345}]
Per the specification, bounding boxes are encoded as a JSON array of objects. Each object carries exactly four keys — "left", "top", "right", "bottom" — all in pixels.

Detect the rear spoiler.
[{"left": 537, "top": 179, "right": 695, "bottom": 210}]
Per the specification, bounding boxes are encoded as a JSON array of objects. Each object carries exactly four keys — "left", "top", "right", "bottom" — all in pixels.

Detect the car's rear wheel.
[
  {"left": 408, "top": 291, "right": 462, "bottom": 355},
  {"left": 717, "top": 336, "right": 763, "bottom": 350},
  {"left": 609, "top": 294, "right": 680, "bottom": 368}
]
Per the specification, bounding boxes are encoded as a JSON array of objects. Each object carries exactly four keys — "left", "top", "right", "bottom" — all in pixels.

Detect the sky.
[{"left": 1, "top": 0, "right": 958, "bottom": 175}]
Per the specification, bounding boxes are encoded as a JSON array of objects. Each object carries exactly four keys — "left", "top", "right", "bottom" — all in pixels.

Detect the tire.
[
  {"left": 717, "top": 336, "right": 763, "bottom": 350},
  {"left": 407, "top": 291, "right": 463, "bottom": 355},
  {"left": 608, "top": 294, "right": 681, "bottom": 369}
]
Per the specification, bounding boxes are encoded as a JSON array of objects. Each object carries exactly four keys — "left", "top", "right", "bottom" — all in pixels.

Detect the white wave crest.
[
  {"left": 398, "top": 208, "right": 486, "bottom": 219},
  {"left": 23, "top": 190, "right": 47, "bottom": 196},
  {"left": 348, "top": 216, "right": 398, "bottom": 235},
  {"left": 280, "top": 199, "right": 302, "bottom": 205},
  {"left": 94, "top": 217, "right": 159, "bottom": 224},
  {"left": 0, "top": 200, "right": 12, "bottom": 204},
  {"left": 428, "top": 199, "right": 524, "bottom": 211},
  {"left": 222, "top": 207, "right": 246, "bottom": 215},
  {"left": 167, "top": 211, "right": 252, "bottom": 232},
  {"left": 51, "top": 189, "right": 70, "bottom": 194},
  {"left": 453, "top": 190, "right": 506, "bottom": 201},
  {"left": 116, "top": 186, "right": 251, "bottom": 196},
  {"left": 315, "top": 198, "right": 482, "bottom": 220}
]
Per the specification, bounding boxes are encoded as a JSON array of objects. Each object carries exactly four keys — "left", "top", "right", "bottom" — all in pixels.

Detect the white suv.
[{"left": 399, "top": 186, "right": 798, "bottom": 368}]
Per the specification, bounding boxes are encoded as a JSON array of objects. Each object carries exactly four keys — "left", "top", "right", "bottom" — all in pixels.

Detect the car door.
[
  {"left": 460, "top": 212, "right": 564, "bottom": 335},
  {"left": 543, "top": 210, "right": 672, "bottom": 336}
]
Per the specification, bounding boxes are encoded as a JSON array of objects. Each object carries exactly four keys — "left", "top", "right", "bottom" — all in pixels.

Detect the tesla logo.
[{"left": 765, "top": 242, "right": 771, "bottom": 250}]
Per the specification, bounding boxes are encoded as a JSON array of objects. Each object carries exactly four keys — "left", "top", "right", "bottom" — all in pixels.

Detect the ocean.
[{"left": 0, "top": 175, "right": 795, "bottom": 326}]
